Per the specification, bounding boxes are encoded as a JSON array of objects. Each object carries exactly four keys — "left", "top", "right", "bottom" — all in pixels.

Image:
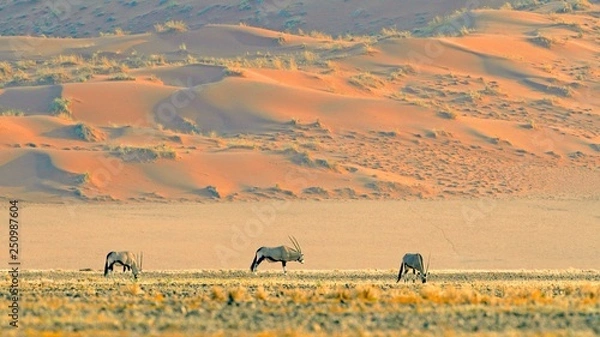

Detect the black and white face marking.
[{"left": 298, "top": 254, "right": 305, "bottom": 264}]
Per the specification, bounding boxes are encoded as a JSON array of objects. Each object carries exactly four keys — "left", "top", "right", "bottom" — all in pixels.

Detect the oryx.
[
  {"left": 250, "top": 236, "right": 304, "bottom": 273},
  {"left": 396, "top": 253, "right": 430, "bottom": 283},
  {"left": 104, "top": 251, "right": 143, "bottom": 278}
]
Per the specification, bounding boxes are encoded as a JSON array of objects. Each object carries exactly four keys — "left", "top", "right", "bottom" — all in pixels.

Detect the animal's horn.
[
  {"left": 425, "top": 253, "right": 431, "bottom": 274},
  {"left": 293, "top": 236, "right": 301, "bottom": 253},
  {"left": 288, "top": 235, "right": 297, "bottom": 251},
  {"left": 139, "top": 251, "right": 144, "bottom": 271},
  {"left": 289, "top": 235, "right": 301, "bottom": 253}
]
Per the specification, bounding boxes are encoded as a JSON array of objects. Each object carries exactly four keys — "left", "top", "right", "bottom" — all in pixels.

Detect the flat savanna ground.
[
  {"left": 2, "top": 270, "right": 599, "bottom": 336},
  {"left": 13, "top": 200, "right": 600, "bottom": 270}
]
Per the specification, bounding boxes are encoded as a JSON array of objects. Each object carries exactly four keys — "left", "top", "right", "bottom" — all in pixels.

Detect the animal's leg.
[
  {"left": 282, "top": 261, "right": 287, "bottom": 274},
  {"left": 396, "top": 263, "right": 405, "bottom": 283}
]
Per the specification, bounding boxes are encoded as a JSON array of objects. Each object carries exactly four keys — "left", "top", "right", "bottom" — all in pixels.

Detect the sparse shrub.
[
  {"left": 108, "top": 73, "right": 135, "bottom": 81},
  {"left": 303, "top": 186, "right": 328, "bottom": 196},
  {"left": 291, "top": 150, "right": 313, "bottom": 166},
  {"left": 49, "top": 97, "right": 72, "bottom": 118},
  {"left": 458, "top": 26, "right": 473, "bottom": 36},
  {"left": 75, "top": 172, "right": 90, "bottom": 184},
  {"left": 356, "top": 285, "right": 380, "bottom": 302},
  {"left": 349, "top": 72, "right": 385, "bottom": 91},
  {"left": 275, "top": 34, "right": 288, "bottom": 45},
  {"left": 223, "top": 67, "right": 245, "bottom": 77},
  {"left": 362, "top": 43, "right": 377, "bottom": 55},
  {"left": 301, "top": 50, "right": 316, "bottom": 65},
  {"left": 572, "top": 0, "right": 591, "bottom": 10},
  {"left": 530, "top": 33, "right": 556, "bottom": 48},
  {"left": 205, "top": 185, "right": 220, "bottom": 199},
  {"left": 546, "top": 84, "right": 573, "bottom": 97},
  {"left": 463, "top": 90, "right": 481, "bottom": 102},
  {"left": 380, "top": 26, "right": 411, "bottom": 38},
  {"left": 508, "top": 0, "right": 540, "bottom": 10},
  {"left": 415, "top": 9, "right": 475, "bottom": 37},
  {"left": 255, "top": 286, "right": 268, "bottom": 300},
  {"left": 113, "top": 27, "right": 127, "bottom": 36},
  {"left": 73, "top": 122, "right": 104, "bottom": 142},
  {"left": 227, "top": 287, "right": 247, "bottom": 303},
  {"left": 288, "top": 57, "right": 298, "bottom": 71},
  {"left": 211, "top": 286, "right": 227, "bottom": 301},
  {"left": 426, "top": 129, "right": 439, "bottom": 138},
  {"left": 0, "top": 61, "right": 13, "bottom": 79},
  {"left": 110, "top": 144, "right": 177, "bottom": 162},
  {"left": 521, "top": 119, "right": 536, "bottom": 129},
  {"left": 154, "top": 20, "right": 188, "bottom": 33},
  {"left": 0, "top": 108, "right": 25, "bottom": 116},
  {"left": 184, "top": 55, "right": 198, "bottom": 64},
  {"left": 35, "top": 68, "right": 71, "bottom": 85},
  {"left": 538, "top": 96, "right": 561, "bottom": 106},
  {"left": 437, "top": 107, "right": 458, "bottom": 120},
  {"left": 480, "top": 84, "right": 504, "bottom": 96},
  {"left": 308, "top": 30, "right": 332, "bottom": 41},
  {"left": 226, "top": 139, "right": 257, "bottom": 150},
  {"left": 53, "top": 54, "right": 84, "bottom": 67},
  {"left": 177, "top": 117, "right": 200, "bottom": 134}
]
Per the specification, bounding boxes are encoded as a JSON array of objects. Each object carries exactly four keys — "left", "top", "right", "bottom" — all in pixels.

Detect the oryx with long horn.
[
  {"left": 250, "top": 236, "right": 304, "bottom": 273},
  {"left": 104, "top": 251, "right": 143, "bottom": 279},
  {"left": 396, "top": 253, "right": 430, "bottom": 283}
]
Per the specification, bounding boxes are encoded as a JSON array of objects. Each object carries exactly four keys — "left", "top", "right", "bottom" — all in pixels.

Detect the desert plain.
[{"left": 0, "top": 0, "right": 599, "bottom": 335}]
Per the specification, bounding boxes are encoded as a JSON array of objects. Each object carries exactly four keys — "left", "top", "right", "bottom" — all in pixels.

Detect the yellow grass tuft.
[{"left": 155, "top": 20, "right": 188, "bottom": 33}]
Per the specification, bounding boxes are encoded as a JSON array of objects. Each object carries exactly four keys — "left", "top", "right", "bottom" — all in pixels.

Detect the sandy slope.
[
  {"left": 1, "top": 2, "right": 599, "bottom": 203},
  {"left": 13, "top": 200, "right": 600, "bottom": 271},
  {"left": 0, "top": 0, "right": 511, "bottom": 38}
]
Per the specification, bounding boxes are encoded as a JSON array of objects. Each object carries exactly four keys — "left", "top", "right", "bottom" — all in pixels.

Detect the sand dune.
[
  {"left": 0, "top": 0, "right": 512, "bottom": 38},
  {"left": 0, "top": 2, "right": 599, "bottom": 203}
]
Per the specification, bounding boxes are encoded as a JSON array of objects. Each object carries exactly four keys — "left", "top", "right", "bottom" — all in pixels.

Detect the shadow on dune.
[
  {"left": 0, "top": 85, "right": 62, "bottom": 116},
  {"left": 0, "top": 151, "right": 84, "bottom": 188}
]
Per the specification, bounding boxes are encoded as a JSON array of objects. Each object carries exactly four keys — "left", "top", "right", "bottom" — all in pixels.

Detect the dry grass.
[
  {"left": 2, "top": 270, "right": 598, "bottom": 336},
  {"left": 154, "top": 20, "right": 188, "bottom": 33},
  {"left": 109, "top": 144, "right": 177, "bottom": 162},
  {"left": 0, "top": 107, "right": 25, "bottom": 116},
  {"left": 49, "top": 97, "right": 72, "bottom": 119},
  {"left": 530, "top": 33, "right": 560, "bottom": 48},
  {"left": 348, "top": 72, "right": 385, "bottom": 91}
]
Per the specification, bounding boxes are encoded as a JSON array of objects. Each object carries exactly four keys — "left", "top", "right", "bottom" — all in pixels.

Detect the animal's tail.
[{"left": 396, "top": 263, "right": 404, "bottom": 283}]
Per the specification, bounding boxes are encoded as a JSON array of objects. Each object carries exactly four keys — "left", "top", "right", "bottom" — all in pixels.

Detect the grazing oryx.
[
  {"left": 250, "top": 236, "right": 304, "bottom": 273},
  {"left": 104, "top": 251, "right": 143, "bottom": 279},
  {"left": 396, "top": 253, "right": 430, "bottom": 283}
]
